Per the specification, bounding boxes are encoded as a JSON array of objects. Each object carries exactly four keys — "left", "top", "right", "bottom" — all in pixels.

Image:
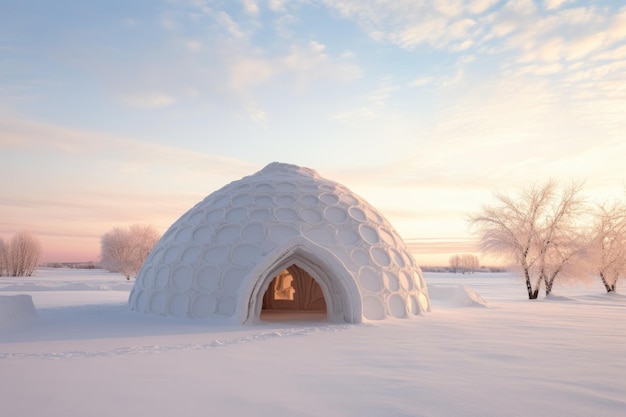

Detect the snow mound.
[
  {"left": 427, "top": 285, "right": 489, "bottom": 308},
  {"left": 0, "top": 295, "right": 38, "bottom": 326}
]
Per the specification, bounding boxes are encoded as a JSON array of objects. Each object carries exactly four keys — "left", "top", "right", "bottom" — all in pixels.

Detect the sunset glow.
[{"left": 1, "top": 0, "right": 625, "bottom": 266}]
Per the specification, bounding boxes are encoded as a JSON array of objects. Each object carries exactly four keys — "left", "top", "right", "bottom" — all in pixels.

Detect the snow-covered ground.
[{"left": 1, "top": 268, "right": 624, "bottom": 417}]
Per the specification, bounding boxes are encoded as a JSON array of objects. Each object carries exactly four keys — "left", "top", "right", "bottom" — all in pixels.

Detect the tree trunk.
[
  {"left": 524, "top": 268, "right": 538, "bottom": 299},
  {"left": 545, "top": 278, "right": 554, "bottom": 296},
  {"left": 599, "top": 273, "right": 615, "bottom": 293}
]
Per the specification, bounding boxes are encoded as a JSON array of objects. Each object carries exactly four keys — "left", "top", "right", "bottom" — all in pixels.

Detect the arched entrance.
[
  {"left": 241, "top": 238, "right": 363, "bottom": 324},
  {"left": 261, "top": 264, "right": 327, "bottom": 321}
]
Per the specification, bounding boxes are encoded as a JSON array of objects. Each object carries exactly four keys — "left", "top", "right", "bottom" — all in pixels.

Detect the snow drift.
[
  {"left": 427, "top": 284, "right": 489, "bottom": 308},
  {"left": 0, "top": 295, "right": 38, "bottom": 326}
]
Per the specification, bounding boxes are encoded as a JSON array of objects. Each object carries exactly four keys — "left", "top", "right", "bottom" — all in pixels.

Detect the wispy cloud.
[
  {"left": 121, "top": 93, "right": 176, "bottom": 109},
  {"left": 0, "top": 118, "right": 252, "bottom": 172},
  {"left": 324, "top": 1, "right": 626, "bottom": 73}
]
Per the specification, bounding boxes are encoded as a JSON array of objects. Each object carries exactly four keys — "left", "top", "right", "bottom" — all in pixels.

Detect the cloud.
[
  {"left": 331, "top": 78, "right": 399, "bottom": 121},
  {"left": 467, "top": 0, "right": 500, "bottom": 14},
  {"left": 409, "top": 77, "right": 434, "bottom": 87},
  {"left": 322, "top": 0, "right": 495, "bottom": 50},
  {"left": 280, "top": 41, "right": 362, "bottom": 87},
  {"left": 93, "top": 4, "right": 363, "bottom": 124},
  {"left": 242, "top": 0, "right": 260, "bottom": 17},
  {"left": 0, "top": 117, "right": 255, "bottom": 178},
  {"left": 405, "top": 238, "right": 479, "bottom": 255},
  {"left": 544, "top": 0, "right": 573, "bottom": 11},
  {"left": 324, "top": 0, "right": 625, "bottom": 81},
  {"left": 121, "top": 93, "right": 176, "bottom": 109}
]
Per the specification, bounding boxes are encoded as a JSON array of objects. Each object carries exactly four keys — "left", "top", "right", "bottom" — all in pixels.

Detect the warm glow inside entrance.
[{"left": 260, "top": 264, "right": 327, "bottom": 321}]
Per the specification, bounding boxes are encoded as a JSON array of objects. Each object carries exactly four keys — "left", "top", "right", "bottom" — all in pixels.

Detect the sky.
[{"left": 1, "top": 0, "right": 625, "bottom": 266}]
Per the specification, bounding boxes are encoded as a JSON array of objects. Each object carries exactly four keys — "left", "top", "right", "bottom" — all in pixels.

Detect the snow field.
[{"left": 0, "top": 268, "right": 625, "bottom": 417}]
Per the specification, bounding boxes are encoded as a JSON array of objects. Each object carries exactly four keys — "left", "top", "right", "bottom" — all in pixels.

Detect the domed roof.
[{"left": 129, "top": 162, "right": 430, "bottom": 323}]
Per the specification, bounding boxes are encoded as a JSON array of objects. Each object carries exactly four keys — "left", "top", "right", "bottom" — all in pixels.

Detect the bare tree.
[
  {"left": 6, "top": 231, "right": 42, "bottom": 277},
  {"left": 535, "top": 183, "right": 588, "bottom": 295},
  {"left": 469, "top": 181, "right": 587, "bottom": 299},
  {"left": 461, "top": 254, "right": 480, "bottom": 274},
  {"left": 449, "top": 254, "right": 461, "bottom": 273},
  {"left": 0, "top": 237, "right": 7, "bottom": 276},
  {"left": 128, "top": 224, "right": 161, "bottom": 273},
  {"left": 449, "top": 254, "right": 480, "bottom": 274},
  {"left": 100, "top": 224, "right": 161, "bottom": 280},
  {"left": 585, "top": 201, "right": 626, "bottom": 292}
]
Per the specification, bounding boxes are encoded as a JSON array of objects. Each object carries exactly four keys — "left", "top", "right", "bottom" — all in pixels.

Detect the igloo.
[{"left": 129, "top": 162, "right": 430, "bottom": 323}]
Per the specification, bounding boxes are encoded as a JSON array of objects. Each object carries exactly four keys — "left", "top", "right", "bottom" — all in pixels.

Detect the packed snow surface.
[{"left": 1, "top": 268, "right": 625, "bottom": 417}]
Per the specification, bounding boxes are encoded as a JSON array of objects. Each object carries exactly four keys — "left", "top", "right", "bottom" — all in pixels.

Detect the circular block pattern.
[
  {"left": 231, "top": 244, "right": 263, "bottom": 266},
  {"left": 351, "top": 249, "right": 370, "bottom": 266},
  {"left": 169, "top": 293, "right": 190, "bottom": 317},
  {"left": 192, "top": 294, "right": 217, "bottom": 318},
  {"left": 370, "top": 247, "right": 391, "bottom": 267},
  {"left": 269, "top": 224, "right": 299, "bottom": 243},
  {"left": 325, "top": 206, "right": 348, "bottom": 224},
  {"left": 349, "top": 207, "right": 366, "bottom": 221},
  {"left": 129, "top": 162, "right": 430, "bottom": 323},
  {"left": 203, "top": 246, "right": 230, "bottom": 265},
  {"left": 362, "top": 296, "right": 385, "bottom": 320},
  {"left": 150, "top": 292, "right": 166, "bottom": 313},
  {"left": 359, "top": 267, "right": 383, "bottom": 292},
  {"left": 300, "top": 208, "right": 323, "bottom": 224},
  {"left": 205, "top": 209, "right": 224, "bottom": 223},
  {"left": 172, "top": 265, "right": 193, "bottom": 291},
  {"left": 175, "top": 226, "right": 193, "bottom": 243},
  {"left": 384, "top": 271, "right": 400, "bottom": 292},
  {"left": 359, "top": 225, "right": 379, "bottom": 244},
  {"left": 155, "top": 266, "right": 170, "bottom": 289},
  {"left": 274, "top": 207, "right": 298, "bottom": 222},
  {"left": 215, "top": 225, "right": 240, "bottom": 244},
  {"left": 226, "top": 207, "right": 247, "bottom": 223},
  {"left": 388, "top": 294, "right": 406, "bottom": 318},
  {"left": 195, "top": 265, "right": 220, "bottom": 292},
  {"left": 182, "top": 246, "right": 201, "bottom": 263},
  {"left": 232, "top": 193, "right": 253, "bottom": 206},
  {"left": 222, "top": 267, "right": 247, "bottom": 294},
  {"left": 241, "top": 222, "right": 265, "bottom": 243},
  {"left": 276, "top": 195, "right": 296, "bottom": 206},
  {"left": 193, "top": 225, "right": 214, "bottom": 243}
]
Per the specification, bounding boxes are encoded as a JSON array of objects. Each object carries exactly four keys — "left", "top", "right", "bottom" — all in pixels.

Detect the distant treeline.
[
  {"left": 42, "top": 261, "right": 98, "bottom": 269},
  {"left": 420, "top": 266, "right": 509, "bottom": 273}
]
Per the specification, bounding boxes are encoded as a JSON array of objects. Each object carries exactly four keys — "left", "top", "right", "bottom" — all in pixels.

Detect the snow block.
[{"left": 0, "top": 295, "right": 38, "bottom": 326}]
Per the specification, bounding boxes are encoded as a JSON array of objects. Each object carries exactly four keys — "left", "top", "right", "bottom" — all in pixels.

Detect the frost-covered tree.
[
  {"left": 469, "top": 181, "right": 587, "bottom": 299},
  {"left": 0, "top": 237, "right": 7, "bottom": 276},
  {"left": 449, "top": 254, "right": 480, "bottom": 274},
  {"left": 585, "top": 201, "right": 626, "bottom": 292},
  {"left": 449, "top": 254, "right": 461, "bottom": 273},
  {"left": 535, "top": 183, "right": 589, "bottom": 296},
  {"left": 100, "top": 224, "right": 161, "bottom": 280},
  {"left": 461, "top": 254, "right": 480, "bottom": 274},
  {"left": 6, "top": 231, "right": 42, "bottom": 277}
]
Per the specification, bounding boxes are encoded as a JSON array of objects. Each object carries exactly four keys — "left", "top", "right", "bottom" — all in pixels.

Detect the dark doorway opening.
[{"left": 260, "top": 264, "right": 327, "bottom": 322}]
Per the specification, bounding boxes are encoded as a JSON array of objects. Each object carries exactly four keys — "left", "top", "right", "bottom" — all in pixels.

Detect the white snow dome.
[{"left": 129, "top": 162, "right": 430, "bottom": 323}]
